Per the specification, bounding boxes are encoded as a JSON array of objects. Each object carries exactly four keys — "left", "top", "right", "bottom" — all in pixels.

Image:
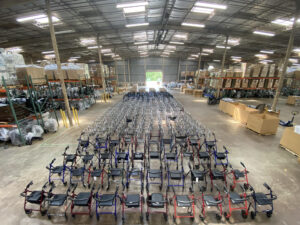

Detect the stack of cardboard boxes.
[
  {"left": 280, "top": 127, "right": 300, "bottom": 157},
  {"left": 219, "top": 100, "right": 279, "bottom": 135}
]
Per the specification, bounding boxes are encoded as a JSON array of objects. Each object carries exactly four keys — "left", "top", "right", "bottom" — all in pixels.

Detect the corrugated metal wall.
[{"left": 110, "top": 57, "right": 199, "bottom": 84}]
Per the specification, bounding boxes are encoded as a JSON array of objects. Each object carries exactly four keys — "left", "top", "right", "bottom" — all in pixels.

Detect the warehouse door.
[{"left": 146, "top": 71, "right": 163, "bottom": 89}]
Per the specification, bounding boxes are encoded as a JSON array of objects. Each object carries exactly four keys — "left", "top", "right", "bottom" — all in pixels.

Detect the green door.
[{"left": 146, "top": 71, "right": 163, "bottom": 89}]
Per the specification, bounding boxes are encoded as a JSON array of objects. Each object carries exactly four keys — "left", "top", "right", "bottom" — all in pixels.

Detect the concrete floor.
[{"left": 0, "top": 92, "right": 300, "bottom": 225}]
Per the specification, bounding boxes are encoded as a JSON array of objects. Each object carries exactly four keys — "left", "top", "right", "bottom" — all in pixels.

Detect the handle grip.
[
  {"left": 26, "top": 181, "right": 33, "bottom": 189},
  {"left": 263, "top": 183, "right": 271, "bottom": 190},
  {"left": 50, "top": 158, "right": 56, "bottom": 165},
  {"left": 240, "top": 162, "right": 245, "bottom": 168}
]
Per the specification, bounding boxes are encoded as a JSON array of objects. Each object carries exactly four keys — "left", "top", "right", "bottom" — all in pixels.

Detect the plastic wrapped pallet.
[
  {"left": 44, "top": 118, "right": 58, "bottom": 132},
  {"left": 0, "top": 128, "right": 10, "bottom": 142},
  {"left": 9, "top": 129, "right": 23, "bottom": 146},
  {"left": 31, "top": 125, "right": 44, "bottom": 137}
]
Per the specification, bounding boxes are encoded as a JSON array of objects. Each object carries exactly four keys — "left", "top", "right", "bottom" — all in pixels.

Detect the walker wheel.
[
  {"left": 65, "top": 213, "right": 68, "bottom": 220},
  {"left": 230, "top": 185, "right": 234, "bottom": 192},
  {"left": 47, "top": 215, "right": 51, "bottom": 220},
  {"left": 89, "top": 213, "right": 93, "bottom": 218},
  {"left": 140, "top": 215, "right": 143, "bottom": 222},
  {"left": 25, "top": 209, "right": 32, "bottom": 214},
  {"left": 164, "top": 213, "right": 168, "bottom": 221},
  {"left": 244, "top": 183, "right": 249, "bottom": 190},
  {"left": 200, "top": 215, "right": 204, "bottom": 221},
  {"left": 41, "top": 210, "right": 47, "bottom": 216},
  {"left": 190, "top": 216, "right": 194, "bottom": 221},
  {"left": 224, "top": 212, "right": 229, "bottom": 220},
  {"left": 72, "top": 214, "right": 75, "bottom": 218},
  {"left": 146, "top": 212, "right": 149, "bottom": 221},
  {"left": 241, "top": 210, "right": 248, "bottom": 219},
  {"left": 266, "top": 212, "right": 272, "bottom": 218},
  {"left": 97, "top": 214, "right": 100, "bottom": 221},
  {"left": 173, "top": 215, "right": 176, "bottom": 223},
  {"left": 88, "top": 184, "right": 91, "bottom": 189},
  {"left": 251, "top": 211, "right": 255, "bottom": 219},
  {"left": 216, "top": 214, "right": 222, "bottom": 221}
]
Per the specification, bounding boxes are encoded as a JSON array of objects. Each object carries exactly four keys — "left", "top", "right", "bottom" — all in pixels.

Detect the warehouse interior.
[{"left": 0, "top": 0, "right": 300, "bottom": 225}]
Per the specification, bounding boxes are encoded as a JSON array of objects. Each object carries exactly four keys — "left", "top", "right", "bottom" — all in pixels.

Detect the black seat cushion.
[
  {"left": 117, "top": 152, "right": 127, "bottom": 160},
  {"left": 206, "top": 141, "right": 215, "bottom": 148},
  {"left": 229, "top": 192, "right": 245, "bottom": 204},
  {"left": 176, "top": 195, "right": 191, "bottom": 207},
  {"left": 254, "top": 193, "right": 273, "bottom": 205},
  {"left": 130, "top": 168, "right": 141, "bottom": 177},
  {"left": 71, "top": 167, "right": 84, "bottom": 176},
  {"left": 216, "top": 152, "right": 226, "bottom": 160},
  {"left": 110, "top": 168, "right": 122, "bottom": 177},
  {"left": 166, "top": 152, "right": 176, "bottom": 160},
  {"left": 233, "top": 170, "right": 245, "bottom": 179},
  {"left": 149, "top": 169, "right": 161, "bottom": 178},
  {"left": 49, "top": 194, "right": 67, "bottom": 206},
  {"left": 191, "top": 170, "right": 205, "bottom": 181},
  {"left": 51, "top": 166, "right": 64, "bottom": 174},
  {"left": 134, "top": 152, "right": 144, "bottom": 160},
  {"left": 125, "top": 194, "right": 140, "bottom": 207},
  {"left": 110, "top": 140, "right": 119, "bottom": 145},
  {"left": 148, "top": 193, "right": 164, "bottom": 208},
  {"left": 27, "top": 191, "right": 43, "bottom": 204},
  {"left": 162, "top": 139, "right": 172, "bottom": 145},
  {"left": 66, "top": 154, "right": 76, "bottom": 163},
  {"left": 74, "top": 192, "right": 91, "bottom": 206},
  {"left": 203, "top": 195, "right": 220, "bottom": 206},
  {"left": 91, "top": 169, "right": 102, "bottom": 177},
  {"left": 98, "top": 194, "right": 115, "bottom": 206},
  {"left": 149, "top": 151, "right": 159, "bottom": 159},
  {"left": 199, "top": 151, "right": 209, "bottom": 159},
  {"left": 212, "top": 169, "right": 224, "bottom": 180},
  {"left": 83, "top": 154, "right": 93, "bottom": 163},
  {"left": 100, "top": 153, "right": 111, "bottom": 160},
  {"left": 190, "top": 139, "right": 198, "bottom": 146},
  {"left": 170, "top": 170, "right": 183, "bottom": 180}
]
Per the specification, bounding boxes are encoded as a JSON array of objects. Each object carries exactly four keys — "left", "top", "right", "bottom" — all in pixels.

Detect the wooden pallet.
[{"left": 246, "top": 127, "right": 275, "bottom": 136}]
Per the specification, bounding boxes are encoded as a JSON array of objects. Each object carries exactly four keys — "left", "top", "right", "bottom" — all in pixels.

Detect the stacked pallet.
[{"left": 0, "top": 104, "right": 30, "bottom": 122}]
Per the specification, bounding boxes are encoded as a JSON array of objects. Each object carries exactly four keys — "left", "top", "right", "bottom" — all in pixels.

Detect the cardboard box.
[
  {"left": 269, "top": 64, "right": 276, "bottom": 77},
  {"left": 219, "top": 100, "right": 226, "bottom": 112},
  {"left": 273, "top": 80, "right": 279, "bottom": 88},
  {"left": 241, "top": 79, "right": 249, "bottom": 88},
  {"left": 287, "top": 96, "right": 300, "bottom": 105},
  {"left": 233, "top": 104, "right": 259, "bottom": 124},
  {"left": 235, "top": 79, "right": 242, "bottom": 88},
  {"left": 258, "top": 79, "right": 265, "bottom": 88},
  {"left": 224, "top": 79, "right": 232, "bottom": 88},
  {"left": 280, "top": 127, "right": 300, "bottom": 156},
  {"left": 193, "top": 89, "right": 203, "bottom": 97},
  {"left": 250, "top": 80, "right": 259, "bottom": 88},
  {"left": 267, "top": 79, "right": 274, "bottom": 89},
  {"left": 246, "top": 114, "right": 279, "bottom": 135},
  {"left": 45, "top": 70, "right": 67, "bottom": 80},
  {"left": 225, "top": 102, "right": 239, "bottom": 116},
  {"left": 234, "top": 72, "right": 242, "bottom": 77},
  {"left": 260, "top": 65, "right": 269, "bottom": 77},
  {"left": 184, "top": 89, "right": 194, "bottom": 95},
  {"left": 16, "top": 66, "right": 46, "bottom": 84},
  {"left": 65, "top": 69, "right": 85, "bottom": 80}
]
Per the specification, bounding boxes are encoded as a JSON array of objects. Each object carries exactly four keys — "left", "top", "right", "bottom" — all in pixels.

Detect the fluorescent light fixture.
[
  {"left": 203, "top": 48, "right": 214, "bottom": 53},
  {"left": 134, "top": 32, "right": 147, "bottom": 40},
  {"left": 213, "top": 60, "right": 221, "bottom": 62},
  {"left": 117, "top": 1, "right": 148, "bottom": 8},
  {"left": 261, "top": 60, "right": 273, "bottom": 63},
  {"left": 44, "top": 54, "right": 56, "bottom": 59},
  {"left": 17, "top": 14, "right": 46, "bottom": 22},
  {"left": 80, "top": 38, "right": 96, "bottom": 45},
  {"left": 169, "top": 41, "right": 184, "bottom": 45},
  {"left": 166, "top": 45, "right": 176, "bottom": 50},
  {"left": 289, "top": 58, "right": 298, "bottom": 63},
  {"left": 140, "top": 55, "right": 148, "bottom": 57},
  {"left": 292, "top": 63, "right": 300, "bottom": 66},
  {"left": 70, "top": 56, "right": 81, "bottom": 59},
  {"left": 195, "top": 1, "right": 227, "bottom": 10},
  {"left": 36, "top": 60, "right": 42, "bottom": 63},
  {"left": 5, "top": 47, "right": 23, "bottom": 53},
  {"left": 164, "top": 50, "right": 175, "bottom": 53},
  {"left": 253, "top": 30, "right": 275, "bottom": 37},
  {"left": 55, "top": 30, "right": 74, "bottom": 34},
  {"left": 260, "top": 50, "right": 274, "bottom": 54},
  {"left": 216, "top": 45, "right": 231, "bottom": 49},
  {"left": 101, "top": 49, "right": 112, "bottom": 53},
  {"left": 35, "top": 16, "right": 59, "bottom": 24},
  {"left": 104, "top": 53, "right": 115, "bottom": 56},
  {"left": 255, "top": 54, "right": 267, "bottom": 59},
  {"left": 293, "top": 48, "right": 300, "bottom": 53},
  {"left": 188, "top": 57, "right": 197, "bottom": 60},
  {"left": 89, "top": 60, "right": 96, "bottom": 63},
  {"left": 174, "top": 33, "right": 188, "bottom": 40},
  {"left": 228, "top": 38, "right": 240, "bottom": 46},
  {"left": 87, "top": 46, "right": 99, "bottom": 49},
  {"left": 272, "top": 19, "right": 293, "bottom": 26},
  {"left": 191, "top": 7, "right": 214, "bottom": 14},
  {"left": 123, "top": 6, "right": 145, "bottom": 13},
  {"left": 162, "top": 55, "right": 169, "bottom": 57},
  {"left": 231, "top": 56, "right": 241, "bottom": 59},
  {"left": 201, "top": 53, "right": 209, "bottom": 56},
  {"left": 163, "top": 52, "right": 170, "bottom": 55},
  {"left": 134, "top": 41, "right": 149, "bottom": 45},
  {"left": 182, "top": 22, "right": 205, "bottom": 28},
  {"left": 126, "top": 22, "right": 149, "bottom": 27},
  {"left": 42, "top": 50, "right": 54, "bottom": 54},
  {"left": 191, "top": 54, "right": 199, "bottom": 57},
  {"left": 68, "top": 58, "right": 78, "bottom": 62}
]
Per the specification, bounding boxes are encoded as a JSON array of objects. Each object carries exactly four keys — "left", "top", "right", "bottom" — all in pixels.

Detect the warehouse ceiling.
[{"left": 0, "top": 0, "right": 300, "bottom": 65}]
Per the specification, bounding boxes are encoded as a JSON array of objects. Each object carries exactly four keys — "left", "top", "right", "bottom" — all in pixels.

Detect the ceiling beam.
[{"left": 0, "top": 0, "right": 33, "bottom": 8}]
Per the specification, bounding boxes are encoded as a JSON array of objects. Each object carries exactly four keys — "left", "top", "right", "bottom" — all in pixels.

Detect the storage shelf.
[{"left": 198, "top": 77, "right": 279, "bottom": 80}]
